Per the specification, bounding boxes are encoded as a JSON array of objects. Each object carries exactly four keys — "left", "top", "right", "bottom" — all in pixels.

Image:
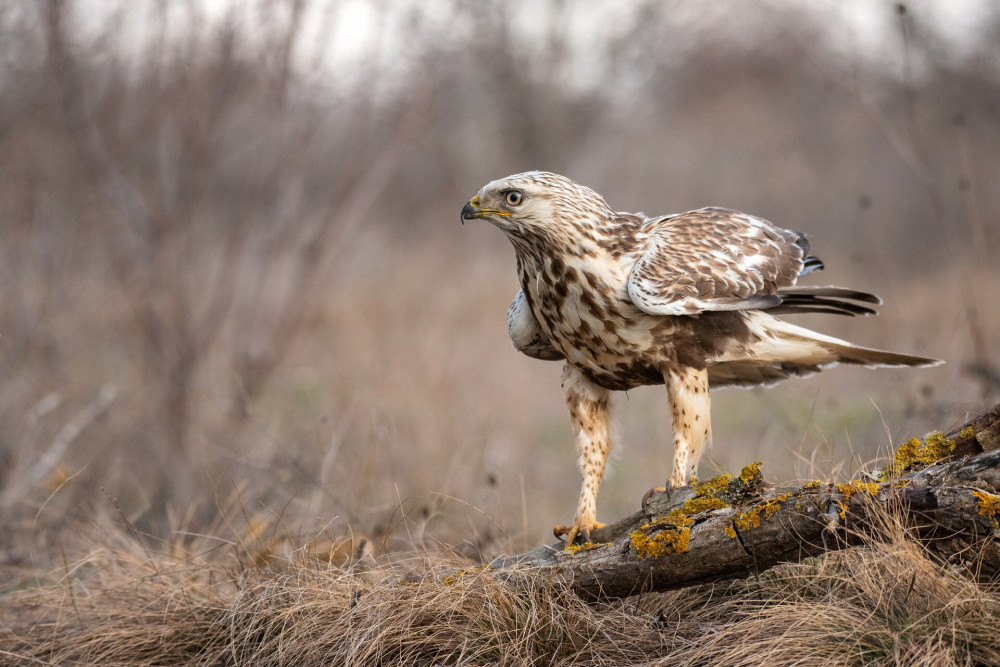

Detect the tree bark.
[{"left": 490, "top": 402, "right": 1000, "bottom": 600}]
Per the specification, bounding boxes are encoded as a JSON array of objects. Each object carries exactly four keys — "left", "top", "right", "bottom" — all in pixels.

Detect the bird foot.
[
  {"left": 554, "top": 519, "right": 606, "bottom": 546},
  {"left": 641, "top": 485, "right": 666, "bottom": 508},
  {"left": 642, "top": 480, "right": 683, "bottom": 509}
]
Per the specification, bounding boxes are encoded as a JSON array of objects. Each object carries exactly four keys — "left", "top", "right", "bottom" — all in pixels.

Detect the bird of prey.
[{"left": 462, "top": 171, "right": 941, "bottom": 546}]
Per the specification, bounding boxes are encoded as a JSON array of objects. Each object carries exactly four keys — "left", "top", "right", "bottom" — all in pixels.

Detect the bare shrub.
[{"left": 0, "top": 0, "right": 997, "bottom": 565}]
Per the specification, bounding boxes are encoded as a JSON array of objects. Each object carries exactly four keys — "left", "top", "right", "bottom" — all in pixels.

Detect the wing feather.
[{"left": 627, "top": 208, "right": 810, "bottom": 316}]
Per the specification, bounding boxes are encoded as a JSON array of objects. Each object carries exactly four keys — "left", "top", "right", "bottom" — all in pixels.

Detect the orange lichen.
[
  {"left": 692, "top": 461, "right": 764, "bottom": 508},
  {"left": 739, "top": 461, "right": 763, "bottom": 486},
  {"left": 726, "top": 492, "right": 796, "bottom": 537},
  {"left": 879, "top": 431, "right": 956, "bottom": 481},
  {"left": 694, "top": 473, "right": 735, "bottom": 499},
  {"left": 631, "top": 510, "right": 694, "bottom": 558},
  {"left": 563, "top": 541, "right": 611, "bottom": 555},
  {"left": 960, "top": 425, "right": 975, "bottom": 440},
  {"left": 836, "top": 480, "right": 879, "bottom": 501},
  {"left": 682, "top": 496, "right": 729, "bottom": 514},
  {"left": 631, "top": 480, "right": 736, "bottom": 557},
  {"left": 972, "top": 490, "right": 1000, "bottom": 530},
  {"left": 832, "top": 480, "right": 880, "bottom": 518}
]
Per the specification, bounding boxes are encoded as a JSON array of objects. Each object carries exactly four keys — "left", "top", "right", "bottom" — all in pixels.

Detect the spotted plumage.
[{"left": 462, "top": 171, "right": 941, "bottom": 546}]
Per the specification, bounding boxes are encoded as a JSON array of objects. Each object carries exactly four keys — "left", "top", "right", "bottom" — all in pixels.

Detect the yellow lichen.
[
  {"left": 960, "top": 425, "right": 975, "bottom": 439},
  {"left": 879, "top": 431, "right": 956, "bottom": 481},
  {"left": 833, "top": 480, "right": 879, "bottom": 519},
  {"left": 563, "top": 541, "right": 611, "bottom": 555},
  {"left": 688, "top": 462, "right": 768, "bottom": 514},
  {"left": 973, "top": 490, "right": 1000, "bottom": 530},
  {"left": 803, "top": 479, "right": 823, "bottom": 490},
  {"left": 726, "top": 492, "right": 796, "bottom": 537},
  {"left": 739, "top": 461, "right": 763, "bottom": 485},
  {"left": 631, "top": 510, "right": 694, "bottom": 558},
  {"left": 694, "top": 473, "right": 735, "bottom": 499},
  {"left": 682, "top": 496, "right": 729, "bottom": 514},
  {"left": 732, "top": 510, "right": 761, "bottom": 532},
  {"left": 836, "top": 480, "right": 880, "bottom": 502},
  {"left": 631, "top": 525, "right": 691, "bottom": 558},
  {"left": 631, "top": 482, "right": 734, "bottom": 557}
]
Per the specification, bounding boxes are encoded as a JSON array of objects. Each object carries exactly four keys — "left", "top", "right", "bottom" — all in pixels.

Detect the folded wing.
[{"left": 627, "top": 208, "right": 814, "bottom": 316}]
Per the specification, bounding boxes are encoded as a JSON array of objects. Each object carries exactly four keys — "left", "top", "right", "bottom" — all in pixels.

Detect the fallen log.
[{"left": 490, "top": 402, "right": 1000, "bottom": 600}]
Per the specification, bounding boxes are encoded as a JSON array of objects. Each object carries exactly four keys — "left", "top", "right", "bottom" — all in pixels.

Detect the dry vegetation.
[
  {"left": 1, "top": 0, "right": 999, "bottom": 664},
  {"left": 4, "top": 511, "right": 1000, "bottom": 665}
]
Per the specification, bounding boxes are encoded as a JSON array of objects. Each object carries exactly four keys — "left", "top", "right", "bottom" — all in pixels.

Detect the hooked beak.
[
  {"left": 461, "top": 195, "right": 510, "bottom": 224},
  {"left": 461, "top": 199, "right": 480, "bottom": 224}
]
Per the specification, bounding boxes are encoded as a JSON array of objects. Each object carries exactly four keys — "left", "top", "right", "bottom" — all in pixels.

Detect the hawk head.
[{"left": 461, "top": 171, "right": 613, "bottom": 238}]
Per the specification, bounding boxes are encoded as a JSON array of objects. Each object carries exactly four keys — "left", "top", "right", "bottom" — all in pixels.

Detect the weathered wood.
[
  {"left": 490, "top": 403, "right": 1000, "bottom": 600},
  {"left": 946, "top": 402, "right": 1000, "bottom": 457}
]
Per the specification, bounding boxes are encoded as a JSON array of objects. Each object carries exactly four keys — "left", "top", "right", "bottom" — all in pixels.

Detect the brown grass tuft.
[
  {"left": 1, "top": 545, "right": 664, "bottom": 666},
  {"left": 3, "top": 511, "right": 1000, "bottom": 666},
  {"left": 646, "top": 520, "right": 1000, "bottom": 666}
]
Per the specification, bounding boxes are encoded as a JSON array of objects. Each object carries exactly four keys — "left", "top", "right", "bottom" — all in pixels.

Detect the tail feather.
[
  {"left": 767, "top": 317, "right": 942, "bottom": 368},
  {"left": 779, "top": 286, "right": 882, "bottom": 304},
  {"left": 712, "top": 314, "right": 942, "bottom": 389},
  {"left": 811, "top": 339, "right": 942, "bottom": 368},
  {"left": 800, "top": 255, "right": 824, "bottom": 275},
  {"left": 769, "top": 286, "right": 882, "bottom": 317}
]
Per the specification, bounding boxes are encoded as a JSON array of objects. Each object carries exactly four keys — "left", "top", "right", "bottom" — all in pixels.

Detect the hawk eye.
[{"left": 505, "top": 190, "right": 524, "bottom": 206}]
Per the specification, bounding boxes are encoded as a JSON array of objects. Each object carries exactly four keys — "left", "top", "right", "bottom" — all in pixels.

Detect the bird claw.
[
  {"left": 642, "top": 481, "right": 680, "bottom": 508},
  {"left": 641, "top": 485, "right": 667, "bottom": 508},
  {"left": 554, "top": 520, "right": 606, "bottom": 546}
]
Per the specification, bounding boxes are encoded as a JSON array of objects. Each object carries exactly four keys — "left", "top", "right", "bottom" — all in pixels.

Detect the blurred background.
[{"left": 1, "top": 0, "right": 997, "bottom": 562}]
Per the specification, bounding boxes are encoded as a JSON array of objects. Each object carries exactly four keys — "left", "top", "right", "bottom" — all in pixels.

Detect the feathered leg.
[
  {"left": 665, "top": 367, "right": 711, "bottom": 488},
  {"left": 555, "top": 364, "right": 612, "bottom": 546}
]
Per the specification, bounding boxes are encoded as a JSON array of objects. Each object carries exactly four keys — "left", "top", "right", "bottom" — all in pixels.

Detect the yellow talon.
[{"left": 554, "top": 520, "right": 606, "bottom": 546}]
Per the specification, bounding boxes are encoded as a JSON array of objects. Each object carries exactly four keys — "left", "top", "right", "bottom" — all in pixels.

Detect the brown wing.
[{"left": 627, "top": 207, "right": 810, "bottom": 316}]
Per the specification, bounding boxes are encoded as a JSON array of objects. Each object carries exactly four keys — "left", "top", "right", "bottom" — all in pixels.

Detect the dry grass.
[
  {"left": 2, "top": 0, "right": 997, "bottom": 549},
  {"left": 652, "top": 538, "right": 1000, "bottom": 666},
  {"left": 3, "top": 511, "right": 999, "bottom": 666},
  {"left": 2, "top": 2, "right": 1000, "bottom": 663}
]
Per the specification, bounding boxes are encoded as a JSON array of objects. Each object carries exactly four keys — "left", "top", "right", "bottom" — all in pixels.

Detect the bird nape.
[{"left": 463, "top": 171, "right": 941, "bottom": 546}]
